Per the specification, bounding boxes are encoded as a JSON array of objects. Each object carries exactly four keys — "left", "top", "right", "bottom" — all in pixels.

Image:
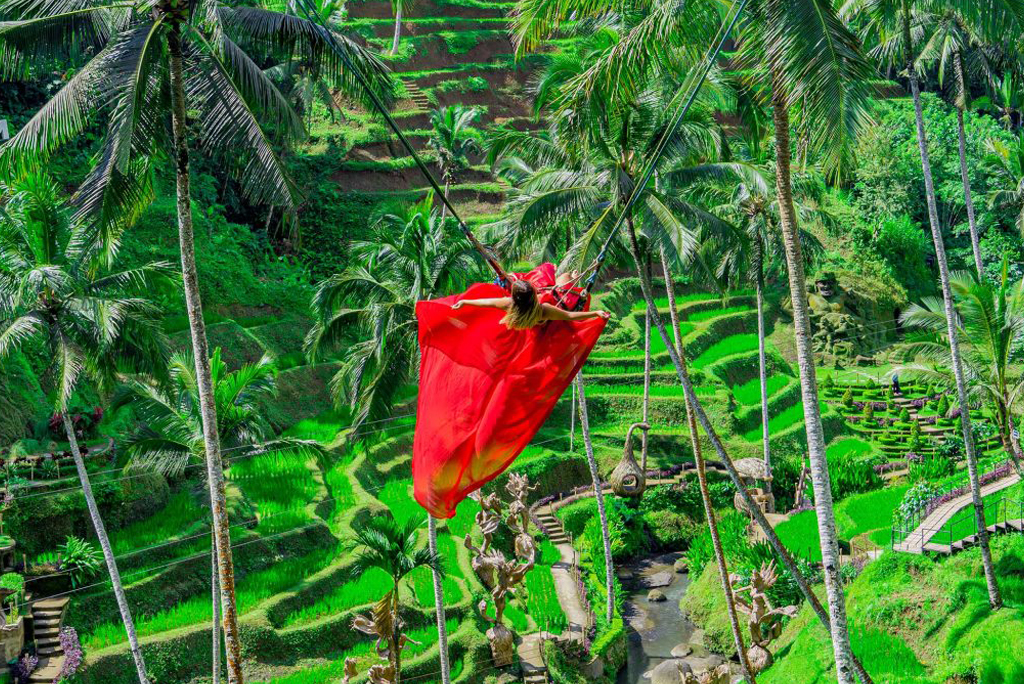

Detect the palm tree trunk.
[
  {"left": 391, "top": 2, "right": 403, "bottom": 55},
  {"left": 657, "top": 248, "right": 749, "bottom": 674},
  {"left": 62, "top": 413, "right": 151, "bottom": 684},
  {"left": 904, "top": 25, "right": 1000, "bottom": 607},
  {"left": 682, "top": 357, "right": 755, "bottom": 681},
  {"left": 441, "top": 180, "right": 450, "bottom": 220},
  {"left": 168, "top": 25, "right": 246, "bottom": 684},
  {"left": 625, "top": 226, "right": 874, "bottom": 684},
  {"left": 770, "top": 85, "right": 856, "bottom": 684},
  {"left": 641, "top": 302, "right": 652, "bottom": 471},
  {"left": 660, "top": 248, "right": 684, "bottom": 353},
  {"left": 954, "top": 51, "right": 985, "bottom": 279},
  {"left": 212, "top": 550, "right": 221, "bottom": 684},
  {"left": 575, "top": 373, "right": 615, "bottom": 621},
  {"left": 427, "top": 515, "right": 451, "bottom": 684},
  {"left": 755, "top": 246, "right": 772, "bottom": 500}
]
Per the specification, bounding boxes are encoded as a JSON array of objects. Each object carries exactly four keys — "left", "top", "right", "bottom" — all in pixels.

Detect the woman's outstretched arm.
[
  {"left": 451, "top": 297, "right": 511, "bottom": 311},
  {"left": 541, "top": 303, "right": 611, "bottom": 322}
]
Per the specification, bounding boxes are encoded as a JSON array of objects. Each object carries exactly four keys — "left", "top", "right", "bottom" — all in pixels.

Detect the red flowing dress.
[{"left": 412, "top": 263, "right": 606, "bottom": 518}]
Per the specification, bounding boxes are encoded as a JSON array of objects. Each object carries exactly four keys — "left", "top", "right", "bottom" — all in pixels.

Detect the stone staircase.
[
  {"left": 28, "top": 597, "right": 69, "bottom": 683},
  {"left": 403, "top": 80, "right": 431, "bottom": 112},
  {"left": 534, "top": 510, "right": 569, "bottom": 545}
]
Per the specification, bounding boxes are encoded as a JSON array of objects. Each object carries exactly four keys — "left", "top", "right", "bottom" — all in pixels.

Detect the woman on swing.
[{"left": 452, "top": 273, "right": 611, "bottom": 329}]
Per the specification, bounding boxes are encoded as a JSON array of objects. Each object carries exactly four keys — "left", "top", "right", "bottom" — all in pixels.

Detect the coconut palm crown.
[{"left": 0, "top": 0, "right": 395, "bottom": 254}]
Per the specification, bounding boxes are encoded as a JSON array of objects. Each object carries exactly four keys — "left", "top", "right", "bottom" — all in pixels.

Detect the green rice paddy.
[
  {"left": 732, "top": 375, "right": 790, "bottom": 405},
  {"left": 86, "top": 547, "right": 338, "bottom": 649},
  {"left": 227, "top": 450, "right": 319, "bottom": 534},
  {"left": 692, "top": 334, "right": 761, "bottom": 369}
]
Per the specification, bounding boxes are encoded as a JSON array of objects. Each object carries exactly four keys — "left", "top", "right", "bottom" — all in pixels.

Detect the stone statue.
[
  {"left": 351, "top": 594, "right": 421, "bottom": 683},
  {"left": 465, "top": 476, "right": 537, "bottom": 667},
  {"left": 505, "top": 473, "right": 537, "bottom": 559},
  {"left": 341, "top": 658, "right": 358, "bottom": 684},
  {"left": 729, "top": 561, "right": 799, "bottom": 673},
  {"left": 470, "top": 491, "right": 504, "bottom": 587}
]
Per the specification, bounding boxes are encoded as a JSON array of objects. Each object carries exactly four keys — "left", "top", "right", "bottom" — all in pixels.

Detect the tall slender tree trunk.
[
  {"left": 62, "top": 414, "right": 151, "bottom": 684},
  {"left": 906, "top": 59, "right": 1001, "bottom": 608},
  {"left": 391, "top": 2, "right": 403, "bottom": 54},
  {"left": 755, "top": 246, "right": 772, "bottom": 500},
  {"left": 575, "top": 374, "right": 615, "bottom": 621},
  {"left": 954, "top": 51, "right": 985, "bottom": 279},
  {"left": 770, "top": 84, "right": 856, "bottom": 684},
  {"left": 661, "top": 254, "right": 752, "bottom": 678},
  {"left": 641, "top": 301, "right": 652, "bottom": 471},
  {"left": 627, "top": 227, "right": 874, "bottom": 684},
  {"left": 212, "top": 552, "right": 221, "bottom": 684},
  {"left": 427, "top": 515, "right": 452, "bottom": 684},
  {"left": 660, "top": 248, "right": 684, "bottom": 353},
  {"left": 168, "top": 26, "right": 246, "bottom": 684},
  {"left": 441, "top": 180, "right": 450, "bottom": 220}
]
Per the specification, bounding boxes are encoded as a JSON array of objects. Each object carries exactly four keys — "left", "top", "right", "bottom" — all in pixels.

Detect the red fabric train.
[{"left": 412, "top": 263, "right": 606, "bottom": 518}]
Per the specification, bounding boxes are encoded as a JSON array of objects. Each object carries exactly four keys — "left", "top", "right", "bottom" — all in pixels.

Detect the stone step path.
[
  {"left": 517, "top": 633, "right": 549, "bottom": 684},
  {"left": 403, "top": 81, "right": 431, "bottom": 112},
  {"left": 894, "top": 472, "right": 1022, "bottom": 555},
  {"left": 28, "top": 597, "right": 69, "bottom": 683}
]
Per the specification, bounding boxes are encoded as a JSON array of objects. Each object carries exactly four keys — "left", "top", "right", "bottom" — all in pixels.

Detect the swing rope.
[
  {"left": 291, "top": 0, "right": 509, "bottom": 286},
  {"left": 573, "top": 0, "right": 749, "bottom": 309}
]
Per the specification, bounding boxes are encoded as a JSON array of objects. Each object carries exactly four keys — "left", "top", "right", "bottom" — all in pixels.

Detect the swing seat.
[{"left": 412, "top": 263, "right": 606, "bottom": 518}]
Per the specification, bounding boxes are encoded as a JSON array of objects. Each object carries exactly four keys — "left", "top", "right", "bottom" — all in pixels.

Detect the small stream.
[{"left": 616, "top": 553, "right": 737, "bottom": 684}]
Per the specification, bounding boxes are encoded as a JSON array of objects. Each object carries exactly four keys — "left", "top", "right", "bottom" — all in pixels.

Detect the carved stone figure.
[
  {"left": 505, "top": 473, "right": 537, "bottom": 559},
  {"left": 351, "top": 594, "right": 421, "bottom": 683},
  {"left": 341, "top": 658, "right": 359, "bottom": 684},
  {"left": 470, "top": 491, "right": 504, "bottom": 587},
  {"left": 466, "top": 476, "right": 537, "bottom": 666},
  {"left": 729, "top": 561, "right": 799, "bottom": 673}
]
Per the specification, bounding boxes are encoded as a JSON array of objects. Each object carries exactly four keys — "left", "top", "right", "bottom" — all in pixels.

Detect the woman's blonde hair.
[{"left": 501, "top": 280, "right": 544, "bottom": 330}]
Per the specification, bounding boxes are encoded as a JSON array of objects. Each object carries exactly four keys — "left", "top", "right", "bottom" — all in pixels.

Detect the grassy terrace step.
[
  {"left": 381, "top": 34, "right": 515, "bottom": 73},
  {"left": 401, "top": 60, "right": 541, "bottom": 87},
  {"left": 345, "top": 0, "right": 513, "bottom": 20},
  {"left": 351, "top": 17, "right": 510, "bottom": 39},
  {"left": 331, "top": 159, "right": 495, "bottom": 192}
]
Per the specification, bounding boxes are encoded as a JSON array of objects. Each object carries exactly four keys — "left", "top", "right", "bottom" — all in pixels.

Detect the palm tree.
[
  {"left": 429, "top": 106, "right": 482, "bottom": 192},
  {"left": 428, "top": 105, "right": 482, "bottom": 219},
  {"left": 705, "top": 129, "right": 825, "bottom": 491},
  {"left": 0, "top": 4, "right": 394, "bottom": 679},
  {"left": 306, "top": 193, "right": 481, "bottom": 431},
  {"left": 116, "top": 350, "right": 321, "bottom": 474},
  {"left": 351, "top": 515, "right": 442, "bottom": 684},
  {"left": 733, "top": 3, "right": 875, "bottom": 678},
  {"left": 901, "top": 257, "right": 1024, "bottom": 467},
  {"left": 845, "top": 0, "right": 1012, "bottom": 610},
  {"left": 0, "top": 173, "right": 172, "bottom": 684},
  {"left": 114, "top": 349, "right": 323, "bottom": 683},
  {"left": 916, "top": 9, "right": 1015, "bottom": 277},
  {"left": 986, "top": 131, "right": 1024, "bottom": 236},
  {"left": 989, "top": 70, "right": 1024, "bottom": 130}
]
